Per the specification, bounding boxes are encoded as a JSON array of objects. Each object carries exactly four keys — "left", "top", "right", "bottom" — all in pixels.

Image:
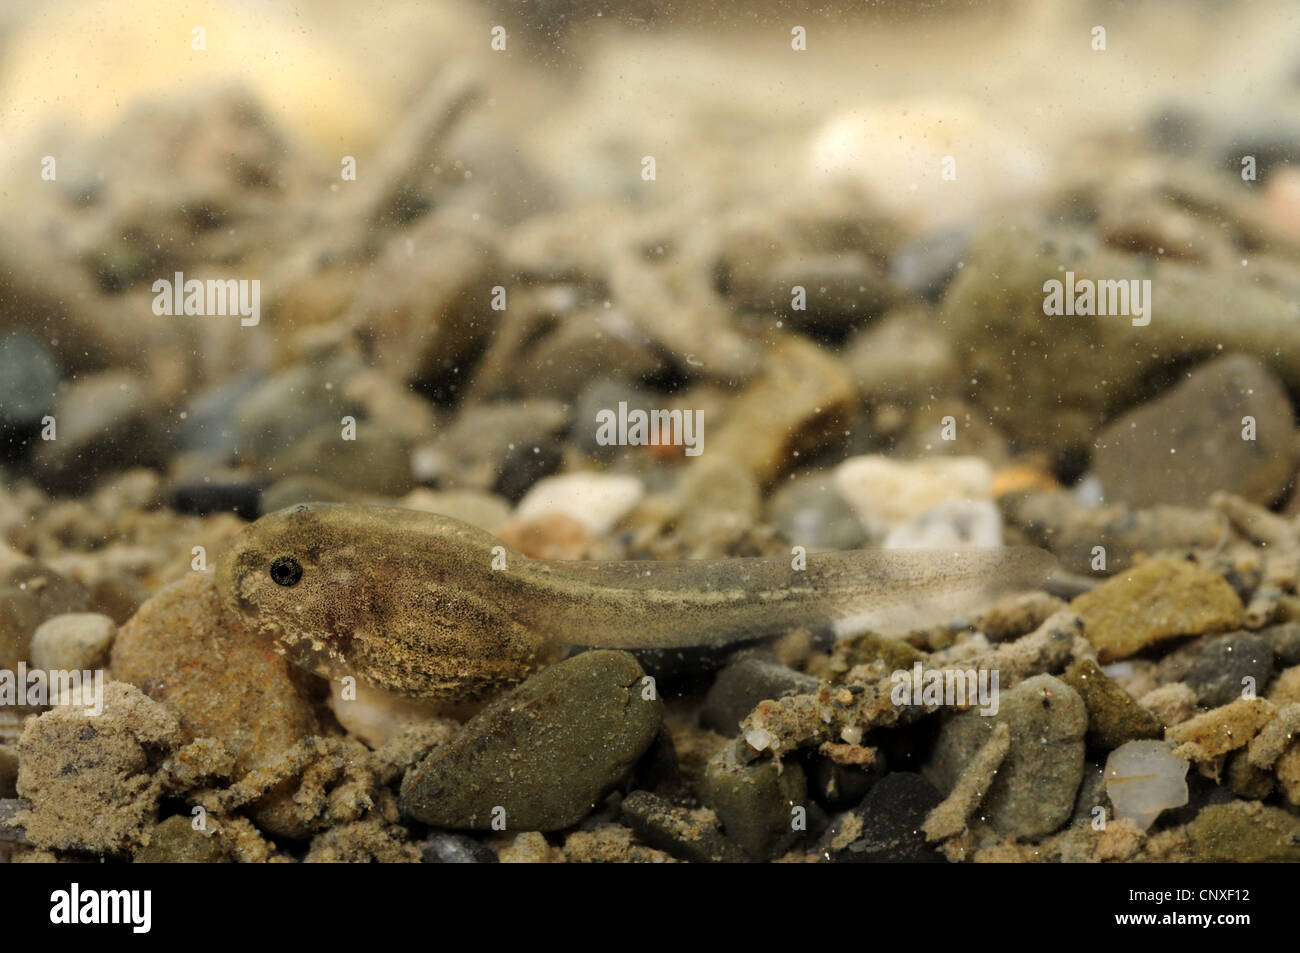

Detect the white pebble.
[
  {"left": 1104, "top": 740, "right": 1189, "bottom": 831},
  {"left": 515, "top": 473, "right": 644, "bottom": 536}
]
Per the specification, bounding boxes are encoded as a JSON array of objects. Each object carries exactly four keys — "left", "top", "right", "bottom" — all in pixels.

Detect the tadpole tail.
[{"left": 524, "top": 546, "right": 1059, "bottom": 649}]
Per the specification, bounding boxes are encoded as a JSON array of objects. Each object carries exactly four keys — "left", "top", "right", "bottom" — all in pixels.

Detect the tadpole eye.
[{"left": 269, "top": 556, "right": 303, "bottom": 587}]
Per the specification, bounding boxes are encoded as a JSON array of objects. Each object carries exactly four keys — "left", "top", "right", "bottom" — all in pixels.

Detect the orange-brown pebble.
[{"left": 495, "top": 513, "right": 591, "bottom": 560}]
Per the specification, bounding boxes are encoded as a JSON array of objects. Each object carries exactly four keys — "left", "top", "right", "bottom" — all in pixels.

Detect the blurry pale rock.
[
  {"left": 709, "top": 336, "right": 855, "bottom": 487},
  {"left": 923, "top": 674, "right": 1086, "bottom": 839},
  {"left": 833, "top": 455, "right": 993, "bottom": 537},
  {"left": 411, "top": 400, "right": 568, "bottom": 490},
  {"left": 1070, "top": 556, "right": 1244, "bottom": 662},
  {"left": 30, "top": 613, "right": 116, "bottom": 672},
  {"left": 233, "top": 355, "right": 363, "bottom": 465},
  {"left": 1001, "top": 490, "right": 1227, "bottom": 576},
  {"left": 508, "top": 308, "right": 665, "bottom": 401},
  {"left": 16, "top": 681, "right": 184, "bottom": 854},
  {"left": 267, "top": 422, "right": 414, "bottom": 498},
  {"left": 0, "top": 332, "right": 60, "bottom": 460},
  {"left": 883, "top": 500, "right": 1002, "bottom": 549},
  {"left": 843, "top": 309, "right": 960, "bottom": 403},
  {"left": 495, "top": 513, "right": 590, "bottom": 560},
  {"left": 1264, "top": 166, "right": 1300, "bottom": 241},
  {"left": 0, "top": 561, "right": 90, "bottom": 671},
  {"left": 29, "top": 371, "right": 162, "bottom": 493},
  {"left": 0, "top": 0, "right": 396, "bottom": 156},
  {"left": 675, "top": 456, "right": 761, "bottom": 522},
  {"left": 110, "top": 574, "right": 319, "bottom": 836},
  {"left": 766, "top": 472, "right": 867, "bottom": 550},
  {"left": 890, "top": 227, "right": 971, "bottom": 303},
  {"left": 347, "top": 224, "right": 497, "bottom": 390},
  {"left": 515, "top": 473, "right": 644, "bottom": 537},
  {"left": 940, "top": 224, "right": 1300, "bottom": 454},
  {"left": 1092, "top": 355, "right": 1296, "bottom": 508},
  {"left": 806, "top": 99, "right": 1046, "bottom": 228},
  {"left": 260, "top": 475, "right": 364, "bottom": 514},
  {"left": 1103, "top": 740, "right": 1189, "bottom": 831},
  {"left": 342, "top": 369, "right": 439, "bottom": 445},
  {"left": 728, "top": 250, "right": 893, "bottom": 337},
  {"left": 398, "top": 489, "right": 511, "bottom": 534}
]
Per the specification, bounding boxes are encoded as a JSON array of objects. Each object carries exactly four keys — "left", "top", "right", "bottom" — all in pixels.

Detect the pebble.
[
  {"left": 411, "top": 400, "right": 568, "bottom": 490},
  {"left": 233, "top": 356, "right": 363, "bottom": 465},
  {"left": 173, "top": 370, "right": 263, "bottom": 457},
  {"left": 398, "top": 488, "right": 511, "bottom": 533},
  {"left": 267, "top": 422, "right": 414, "bottom": 498},
  {"left": 939, "top": 224, "right": 1300, "bottom": 453},
  {"left": 833, "top": 455, "right": 993, "bottom": 537},
  {"left": 707, "top": 335, "right": 857, "bottom": 486},
  {"left": 1103, "top": 740, "right": 1189, "bottom": 831},
  {"left": 1166, "top": 698, "right": 1276, "bottom": 763},
  {"left": 29, "top": 371, "right": 161, "bottom": 493},
  {"left": 1070, "top": 556, "right": 1245, "bottom": 661},
  {"left": 820, "top": 772, "right": 944, "bottom": 863},
  {"left": 1157, "top": 631, "right": 1275, "bottom": 707},
  {"left": 169, "top": 470, "right": 268, "bottom": 520},
  {"left": 700, "top": 654, "right": 822, "bottom": 736},
  {"left": 843, "top": 310, "right": 960, "bottom": 404},
  {"left": 766, "top": 473, "right": 867, "bottom": 550},
  {"left": 1261, "top": 622, "right": 1300, "bottom": 667},
  {"left": 495, "top": 513, "right": 590, "bottom": 560},
  {"left": 700, "top": 738, "right": 808, "bottom": 860},
  {"left": 346, "top": 224, "right": 497, "bottom": 390},
  {"left": 515, "top": 473, "right": 645, "bottom": 537},
  {"left": 0, "top": 561, "right": 90, "bottom": 671},
  {"left": 29, "top": 613, "right": 116, "bottom": 672},
  {"left": 400, "top": 650, "right": 663, "bottom": 831},
  {"left": 0, "top": 745, "right": 17, "bottom": 797},
  {"left": 133, "top": 815, "right": 227, "bottom": 863},
  {"left": 729, "top": 250, "right": 892, "bottom": 338},
  {"left": 890, "top": 228, "right": 971, "bottom": 303},
  {"left": 109, "top": 574, "right": 320, "bottom": 837},
  {"left": 1189, "top": 801, "right": 1300, "bottom": 862},
  {"left": 924, "top": 674, "right": 1087, "bottom": 839},
  {"left": 1092, "top": 355, "right": 1296, "bottom": 508},
  {"left": 620, "top": 790, "right": 748, "bottom": 864},
  {"left": 882, "top": 499, "right": 1002, "bottom": 549},
  {"left": 491, "top": 438, "right": 566, "bottom": 504},
  {"left": 1061, "top": 657, "right": 1163, "bottom": 750},
  {"left": 573, "top": 378, "right": 655, "bottom": 460},
  {"left": 0, "top": 331, "right": 60, "bottom": 460},
  {"left": 259, "top": 474, "right": 362, "bottom": 513}
]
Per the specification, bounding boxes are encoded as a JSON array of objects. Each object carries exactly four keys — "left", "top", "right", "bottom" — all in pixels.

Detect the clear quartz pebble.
[{"left": 1104, "top": 740, "right": 1190, "bottom": 831}]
